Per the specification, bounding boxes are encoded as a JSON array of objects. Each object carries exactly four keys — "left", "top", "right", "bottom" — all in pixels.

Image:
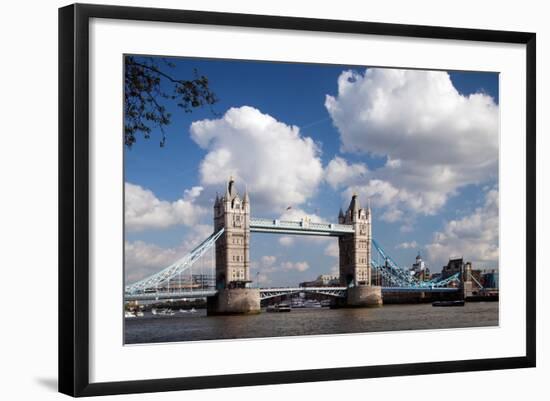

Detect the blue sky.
[{"left": 124, "top": 56, "right": 499, "bottom": 286}]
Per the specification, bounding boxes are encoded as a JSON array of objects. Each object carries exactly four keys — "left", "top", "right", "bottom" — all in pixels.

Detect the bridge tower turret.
[
  {"left": 339, "top": 194, "right": 382, "bottom": 307},
  {"left": 209, "top": 177, "right": 259, "bottom": 315}
]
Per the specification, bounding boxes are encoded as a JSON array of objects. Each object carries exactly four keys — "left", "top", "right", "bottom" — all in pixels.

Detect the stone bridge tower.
[
  {"left": 213, "top": 177, "right": 251, "bottom": 288},
  {"left": 338, "top": 194, "right": 382, "bottom": 306},
  {"left": 209, "top": 178, "right": 259, "bottom": 315},
  {"left": 338, "top": 194, "right": 371, "bottom": 286},
  {"left": 462, "top": 261, "right": 474, "bottom": 298}
]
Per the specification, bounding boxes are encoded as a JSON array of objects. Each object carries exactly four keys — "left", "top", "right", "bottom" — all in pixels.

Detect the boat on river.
[
  {"left": 266, "top": 303, "right": 292, "bottom": 312},
  {"left": 432, "top": 300, "right": 465, "bottom": 307},
  {"left": 179, "top": 307, "right": 198, "bottom": 314},
  {"left": 303, "top": 299, "right": 322, "bottom": 308},
  {"left": 291, "top": 298, "right": 305, "bottom": 308},
  {"left": 320, "top": 299, "right": 331, "bottom": 307},
  {"left": 152, "top": 308, "right": 176, "bottom": 316}
]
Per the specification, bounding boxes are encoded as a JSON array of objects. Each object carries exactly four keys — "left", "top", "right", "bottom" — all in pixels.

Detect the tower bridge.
[{"left": 125, "top": 178, "right": 467, "bottom": 314}]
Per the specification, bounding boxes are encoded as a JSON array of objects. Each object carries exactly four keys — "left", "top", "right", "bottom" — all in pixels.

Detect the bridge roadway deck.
[{"left": 124, "top": 286, "right": 459, "bottom": 301}]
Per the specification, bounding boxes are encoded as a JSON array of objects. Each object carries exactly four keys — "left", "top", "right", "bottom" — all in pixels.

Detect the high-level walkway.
[{"left": 250, "top": 217, "right": 354, "bottom": 236}]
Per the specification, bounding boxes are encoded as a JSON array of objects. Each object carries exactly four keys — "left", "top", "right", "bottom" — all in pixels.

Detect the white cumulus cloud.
[
  {"left": 251, "top": 256, "right": 311, "bottom": 284},
  {"left": 125, "top": 224, "right": 214, "bottom": 283},
  {"left": 278, "top": 236, "right": 295, "bottom": 247},
  {"left": 125, "top": 241, "right": 178, "bottom": 283},
  {"left": 281, "top": 261, "right": 310, "bottom": 272},
  {"left": 190, "top": 106, "right": 324, "bottom": 213},
  {"left": 396, "top": 241, "right": 418, "bottom": 250},
  {"left": 125, "top": 183, "right": 207, "bottom": 232},
  {"left": 261, "top": 255, "right": 277, "bottom": 267},
  {"left": 426, "top": 188, "right": 499, "bottom": 269},
  {"left": 325, "top": 68, "right": 499, "bottom": 220},
  {"left": 324, "top": 241, "right": 339, "bottom": 257},
  {"left": 325, "top": 156, "right": 368, "bottom": 189}
]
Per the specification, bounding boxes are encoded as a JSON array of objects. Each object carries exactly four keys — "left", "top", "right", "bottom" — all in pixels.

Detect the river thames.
[{"left": 124, "top": 302, "right": 498, "bottom": 344}]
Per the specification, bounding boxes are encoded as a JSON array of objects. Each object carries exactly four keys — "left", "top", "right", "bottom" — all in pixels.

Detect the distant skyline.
[{"left": 125, "top": 56, "right": 499, "bottom": 286}]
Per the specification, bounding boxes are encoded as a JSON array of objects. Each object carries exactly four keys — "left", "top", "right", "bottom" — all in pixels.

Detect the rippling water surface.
[{"left": 124, "top": 302, "right": 498, "bottom": 344}]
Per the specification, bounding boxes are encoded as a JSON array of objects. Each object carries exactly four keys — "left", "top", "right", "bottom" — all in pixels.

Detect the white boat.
[
  {"left": 277, "top": 303, "right": 292, "bottom": 312},
  {"left": 124, "top": 311, "right": 136, "bottom": 318},
  {"left": 152, "top": 308, "right": 175, "bottom": 316},
  {"left": 291, "top": 298, "right": 305, "bottom": 308},
  {"left": 189, "top": 307, "right": 197, "bottom": 313},
  {"left": 135, "top": 311, "right": 144, "bottom": 317},
  {"left": 303, "top": 300, "right": 322, "bottom": 308},
  {"left": 266, "top": 303, "right": 292, "bottom": 312}
]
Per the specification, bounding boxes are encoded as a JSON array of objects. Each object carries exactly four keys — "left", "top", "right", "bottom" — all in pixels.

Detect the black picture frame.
[{"left": 58, "top": 3, "right": 536, "bottom": 397}]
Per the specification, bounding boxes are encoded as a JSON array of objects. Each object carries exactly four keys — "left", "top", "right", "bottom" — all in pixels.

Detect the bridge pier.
[
  {"left": 207, "top": 288, "right": 261, "bottom": 315},
  {"left": 346, "top": 285, "right": 383, "bottom": 307}
]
